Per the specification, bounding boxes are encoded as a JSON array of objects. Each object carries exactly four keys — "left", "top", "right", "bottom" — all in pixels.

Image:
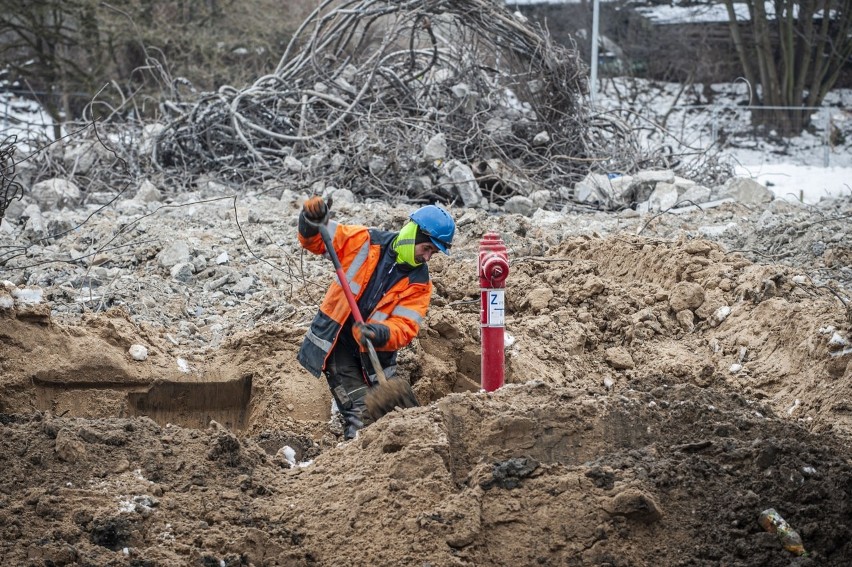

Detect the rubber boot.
[
  {"left": 331, "top": 382, "right": 368, "bottom": 440},
  {"left": 325, "top": 348, "right": 370, "bottom": 440}
]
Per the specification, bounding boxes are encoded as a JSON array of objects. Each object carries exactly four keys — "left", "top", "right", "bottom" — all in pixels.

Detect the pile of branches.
[{"left": 148, "top": 0, "right": 725, "bottom": 207}]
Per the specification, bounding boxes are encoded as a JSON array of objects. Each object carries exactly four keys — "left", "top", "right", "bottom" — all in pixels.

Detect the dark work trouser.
[{"left": 324, "top": 346, "right": 371, "bottom": 440}]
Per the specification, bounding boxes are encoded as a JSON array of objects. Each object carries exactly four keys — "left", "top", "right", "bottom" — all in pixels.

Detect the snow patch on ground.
[{"left": 735, "top": 163, "right": 852, "bottom": 204}]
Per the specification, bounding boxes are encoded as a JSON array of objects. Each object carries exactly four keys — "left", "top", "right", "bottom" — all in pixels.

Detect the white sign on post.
[{"left": 486, "top": 290, "right": 504, "bottom": 326}]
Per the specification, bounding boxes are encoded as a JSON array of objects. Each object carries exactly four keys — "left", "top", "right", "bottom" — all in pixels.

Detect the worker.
[{"left": 297, "top": 197, "right": 456, "bottom": 439}]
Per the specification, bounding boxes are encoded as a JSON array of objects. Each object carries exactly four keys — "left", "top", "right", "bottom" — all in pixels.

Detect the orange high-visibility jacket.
[{"left": 297, "top": 220, "right": 432, "bottom": 378}]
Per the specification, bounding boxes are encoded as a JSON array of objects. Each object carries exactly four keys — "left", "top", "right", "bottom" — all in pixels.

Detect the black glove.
[
  {"left": 353, "top": 322, "right": 390, "bottom": 348},
  {"left": 302, "top": 196, "right": 329, "bottom": 224}
]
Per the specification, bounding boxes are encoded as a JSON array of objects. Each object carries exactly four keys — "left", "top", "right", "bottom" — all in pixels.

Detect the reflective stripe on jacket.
[{"left": 297, "top": 220, "right": 432, "bottom": 377}]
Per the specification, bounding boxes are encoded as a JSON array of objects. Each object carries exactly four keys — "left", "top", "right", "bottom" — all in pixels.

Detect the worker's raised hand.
[
  {"left": 302, "top": 196, "right": 330, "bottom": 224},
  {"left": 353, "top": 322, "right": 390, "bottom": 348}
]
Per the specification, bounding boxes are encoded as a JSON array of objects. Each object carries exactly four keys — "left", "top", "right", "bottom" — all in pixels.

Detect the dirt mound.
[
  {"left": 1, "top": 376, "right": 851, "bottom": 565},
  {"left": 1, "top": 196, "right": 851, "bottom": 565}
]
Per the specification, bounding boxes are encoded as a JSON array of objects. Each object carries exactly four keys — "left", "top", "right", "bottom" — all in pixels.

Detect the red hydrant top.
[{"left": 479, "top": 232, "right": 509, "bottom": 288}]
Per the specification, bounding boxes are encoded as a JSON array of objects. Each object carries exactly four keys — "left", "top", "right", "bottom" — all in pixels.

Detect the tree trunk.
[
  {"left": 793, "top": 0, "right": 817, "bottom": 103},
  {"left": 723, "top": 0, "right": 758, "bottom": 105},
  {"left": 777, "top": 0, "right": 794, "bottom": 101},
  {"left": 750, "top": 0, "right": 782, "bottom": 107}
]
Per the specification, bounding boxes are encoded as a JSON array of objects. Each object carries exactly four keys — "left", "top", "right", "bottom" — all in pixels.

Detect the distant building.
[{"left": 511, "top": 1, "right": 852, "bottom": 87}]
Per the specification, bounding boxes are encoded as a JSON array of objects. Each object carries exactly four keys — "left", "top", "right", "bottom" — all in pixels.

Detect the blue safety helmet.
[{"left": 410, "top": 205, "right": 455, "bottom": 255}]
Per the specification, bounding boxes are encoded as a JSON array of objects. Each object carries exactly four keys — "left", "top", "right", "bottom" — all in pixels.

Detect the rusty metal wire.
[{"left": 1, "top": 136, "right": 24, "bottom": 221}]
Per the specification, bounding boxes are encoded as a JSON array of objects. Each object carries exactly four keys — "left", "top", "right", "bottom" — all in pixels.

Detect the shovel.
[{"left": 316, "top": 222, "right": 419, "bottom": 423}]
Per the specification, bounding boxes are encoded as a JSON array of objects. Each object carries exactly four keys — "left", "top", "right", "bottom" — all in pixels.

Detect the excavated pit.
[
  {"left": 126, "top": 374, "right": 253, "bottom": 430},
  {"left": 31, "top": 371, "right": 253, "bottom": 431}
]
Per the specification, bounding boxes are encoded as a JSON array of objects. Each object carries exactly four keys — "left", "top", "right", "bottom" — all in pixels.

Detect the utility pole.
[{"left": 590, "top": 0, "right": 600, "bottom": 103}]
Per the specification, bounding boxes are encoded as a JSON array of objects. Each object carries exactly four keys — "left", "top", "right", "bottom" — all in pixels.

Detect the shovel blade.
[{"left": 365, "top": 379, "right": 419, "bottom": 422}]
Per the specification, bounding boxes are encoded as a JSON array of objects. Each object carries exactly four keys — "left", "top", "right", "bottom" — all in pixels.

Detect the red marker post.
[{"left": 479, "top": 232, "right": 509, "bottom": 392}]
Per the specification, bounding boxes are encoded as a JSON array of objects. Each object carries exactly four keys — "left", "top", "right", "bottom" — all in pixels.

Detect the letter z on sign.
[{"left": 486, "top": 290, "right": 504, "bottom": 326}]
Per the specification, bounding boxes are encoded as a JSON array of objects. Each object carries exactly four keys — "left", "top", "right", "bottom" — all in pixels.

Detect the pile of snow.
[{"left": 1, "top": 82, "right": 58, "bottom": 153}]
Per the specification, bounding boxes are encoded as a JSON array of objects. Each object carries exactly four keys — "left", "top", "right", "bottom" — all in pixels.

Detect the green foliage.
[{"left": 0, "top": 0, "right": 310, "bottom": 123}]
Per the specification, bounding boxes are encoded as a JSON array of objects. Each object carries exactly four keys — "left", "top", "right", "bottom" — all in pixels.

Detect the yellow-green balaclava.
[{"left": 393, "top": 221, "right": 421, "bottom": 267}]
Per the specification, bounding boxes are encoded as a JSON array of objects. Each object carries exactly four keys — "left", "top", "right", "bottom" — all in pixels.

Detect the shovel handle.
[{"left": 317, "top": 223, "right": 388, "bottom": 385}]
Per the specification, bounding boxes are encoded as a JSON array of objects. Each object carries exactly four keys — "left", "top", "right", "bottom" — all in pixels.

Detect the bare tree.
[
  {"left": 723, "top": 0, "right": 852, "bottom": 134},
  {"left": 0, "top": 0, "right": 107, "bottom": 137},
  {"left": 0, "top": 0, "right": 308, "bottom": 128}
]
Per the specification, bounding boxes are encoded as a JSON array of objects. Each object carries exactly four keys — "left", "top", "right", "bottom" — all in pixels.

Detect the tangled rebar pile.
[
  {"left": 147, "top": 0, "right": 585, "bottom": 203},
  {"left": 147, "top": 0, "right": 729, "bottom": 207}
]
